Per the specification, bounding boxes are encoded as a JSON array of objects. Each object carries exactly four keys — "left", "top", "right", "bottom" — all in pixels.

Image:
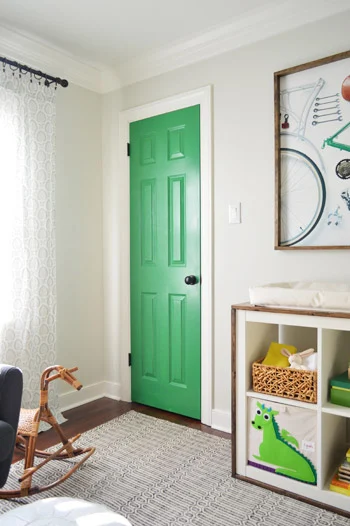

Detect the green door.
[{"left": 130, "top": 105, "right": 201, "bottom": 419}]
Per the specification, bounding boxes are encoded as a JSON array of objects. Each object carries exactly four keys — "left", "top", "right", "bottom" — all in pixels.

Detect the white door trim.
[{"left": 119, "top": 85, "right": 213, "bottom": 425}]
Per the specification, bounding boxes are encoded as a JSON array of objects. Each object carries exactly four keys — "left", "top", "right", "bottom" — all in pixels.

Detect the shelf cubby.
[
  {"left": 232, "top": 304, "right": 350, "bottom": 516},
  {"left": 320, "top": 328, "right": 350, "bottom": 407},
  {"left": 319, "top": 412, "right": 348, "bottom": 490}
]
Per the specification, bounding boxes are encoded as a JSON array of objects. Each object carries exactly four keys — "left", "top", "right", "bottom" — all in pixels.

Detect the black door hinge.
[
  {"left": 128, "top": 353, "right": 132, "bottom": 366},
  {"left": 127, "top": 143, "right": 130, "bottom": 157}
]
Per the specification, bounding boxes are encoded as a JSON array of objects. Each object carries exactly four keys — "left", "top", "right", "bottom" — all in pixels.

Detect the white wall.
[
  {"left": 101, "top": 90, "right": 124, "bottom": 399},
  {"left": 55, "top": 83, "right": 105, "bottom": 406},
  {"left": 103, "top": 10, "right": 350, "bottom": 430}
]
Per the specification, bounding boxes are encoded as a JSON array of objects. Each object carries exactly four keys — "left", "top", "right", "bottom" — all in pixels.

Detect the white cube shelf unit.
[{"left": 231, "top": 304, "right": 350, "bottom": 517}]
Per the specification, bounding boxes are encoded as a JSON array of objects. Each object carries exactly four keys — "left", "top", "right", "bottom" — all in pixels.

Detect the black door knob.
[{"left": 184, "top": 275, "right": 197, "bottom": 285}]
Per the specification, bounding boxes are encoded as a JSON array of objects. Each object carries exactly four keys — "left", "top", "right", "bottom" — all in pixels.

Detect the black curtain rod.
[{"left": 0, "top": 56, "right": 69, "bottom": 88}]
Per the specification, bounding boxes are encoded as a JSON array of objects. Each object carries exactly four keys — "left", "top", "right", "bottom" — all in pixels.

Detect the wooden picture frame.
[{"left": 275, "top": 50, "right": 350, "bottom": 250}]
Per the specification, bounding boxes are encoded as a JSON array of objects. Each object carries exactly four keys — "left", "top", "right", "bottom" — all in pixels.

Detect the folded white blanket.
[{"left": 249, "top": 281, "right": 350, "bottom": 311}]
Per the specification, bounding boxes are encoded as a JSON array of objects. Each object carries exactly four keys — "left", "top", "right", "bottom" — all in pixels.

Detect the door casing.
[{"left": 119, "top": 86, "right": 212, "bottom": 425}]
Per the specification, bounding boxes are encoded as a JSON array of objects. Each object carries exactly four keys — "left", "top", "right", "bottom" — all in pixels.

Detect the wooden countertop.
[{"left": 231, "top": 302, "right": 350, "bottom": 319}]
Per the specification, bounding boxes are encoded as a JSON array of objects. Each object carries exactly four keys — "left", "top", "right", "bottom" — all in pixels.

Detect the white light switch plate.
[{"left": 229, "top": 203, "right": 241, "bottom": 224}]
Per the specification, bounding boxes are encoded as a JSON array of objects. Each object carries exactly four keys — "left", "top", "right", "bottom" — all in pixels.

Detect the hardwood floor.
[{"left": 13, "top": 398, "right": 230, "bottom": 463}]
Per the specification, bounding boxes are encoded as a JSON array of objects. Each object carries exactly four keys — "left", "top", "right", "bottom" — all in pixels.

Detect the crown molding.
[
  {"left": 118, "top": 0, "right": 350, "bottom": 87},
  {"left": 0, "top": 25, "right": 120, "bottom": 93},
  {"left": 0, "top": 0, "right": 348, "bottom": 93}
]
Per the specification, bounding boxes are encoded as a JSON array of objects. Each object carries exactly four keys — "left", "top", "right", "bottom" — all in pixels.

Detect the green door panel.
[{"left": 130, "top": 105, "right": 201, "bottom": 419}]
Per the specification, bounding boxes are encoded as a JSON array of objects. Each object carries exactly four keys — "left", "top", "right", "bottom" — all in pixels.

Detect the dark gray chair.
[{"left": 0, "top": 365, "right": 23, "bottom": 488}]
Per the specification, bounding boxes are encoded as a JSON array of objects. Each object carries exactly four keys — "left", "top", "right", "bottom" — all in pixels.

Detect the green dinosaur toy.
[{"left": 251, "top": 401, "right": 317, "bottom": 484}]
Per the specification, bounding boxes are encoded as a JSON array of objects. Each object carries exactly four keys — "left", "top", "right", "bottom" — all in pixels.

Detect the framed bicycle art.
[{"left": 275, "top": 50, "right": 350, "bottom": 249}]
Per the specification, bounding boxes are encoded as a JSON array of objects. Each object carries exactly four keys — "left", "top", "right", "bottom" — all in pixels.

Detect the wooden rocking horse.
[{"left": 0, "top": 365, "right": 95, "bottom": 499}]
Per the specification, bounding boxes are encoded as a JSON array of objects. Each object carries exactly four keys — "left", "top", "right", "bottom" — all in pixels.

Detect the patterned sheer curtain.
[{"left": 0, "top": 67, "right": 62, "bottom": 422}]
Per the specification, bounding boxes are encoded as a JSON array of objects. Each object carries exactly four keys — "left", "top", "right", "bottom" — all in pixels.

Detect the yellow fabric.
[
  {"left": 262, "top": 342, "right": 297, "bottom": 367},
  {"left": 330, "top": 483, "right": 350, "bottom": 496}
]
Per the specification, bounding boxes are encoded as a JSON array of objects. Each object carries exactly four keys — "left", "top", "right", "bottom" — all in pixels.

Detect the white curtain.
[{"left": 0, "top": 67, "right": 61, "bottom": 420}]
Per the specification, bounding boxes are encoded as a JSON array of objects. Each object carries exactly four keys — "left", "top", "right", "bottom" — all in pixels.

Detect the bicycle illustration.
[
  {"left": 279, "top": 77, "right": 327, "bottom": 247},
  {"left": 322, "top": 121, "right": 350, "bottom": 153}
]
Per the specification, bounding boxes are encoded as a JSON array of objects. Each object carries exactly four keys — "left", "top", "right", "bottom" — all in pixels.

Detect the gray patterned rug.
[{"left": 0, "top": 411, "right": 348, "bottom": 525}]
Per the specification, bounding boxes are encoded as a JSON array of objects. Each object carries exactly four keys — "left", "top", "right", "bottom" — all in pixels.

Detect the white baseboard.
[
  {"left": 59, "top": 381, "right": 121, "bottom": 412},
  {"left": 60, "top": 385, "right": 231, "bottom": 435},
  {"left": 103, "top": 381, "right": 122, "bottom": 400},
  {"left": 211, "top": 409, "right": 231, "bottom": 434}
]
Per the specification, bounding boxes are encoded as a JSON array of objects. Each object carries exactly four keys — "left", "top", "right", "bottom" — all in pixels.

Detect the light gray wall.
[
  {"left": 102, "top": 90, "right": 123, "bottom": 388},
  {"left": 103, "top": 10, "right": 350, "bottom": 424},
  {"left": 56, "top": 83, "right": 104, "bottom": 396}
]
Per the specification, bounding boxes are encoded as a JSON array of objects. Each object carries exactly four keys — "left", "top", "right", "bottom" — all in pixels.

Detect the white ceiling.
[
  {"left": 0, "top": 0, "right": 271, "bottom": 68},
  {"left": 0, "top": 0, "right": 349, "bottom": 92}
]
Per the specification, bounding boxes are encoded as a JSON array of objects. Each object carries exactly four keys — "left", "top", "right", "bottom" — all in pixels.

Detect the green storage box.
[{"left": 330, "top": 371, "right": 350, "bottom": 408}]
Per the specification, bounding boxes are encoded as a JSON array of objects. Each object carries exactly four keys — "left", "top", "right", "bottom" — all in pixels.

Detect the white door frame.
[{"left": 119, "top": 85, "right": 213, "bottom": 425}]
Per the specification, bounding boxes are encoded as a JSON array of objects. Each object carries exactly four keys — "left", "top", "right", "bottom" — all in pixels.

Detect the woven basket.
[{"left": 252, "top": 358, "right": 317, "bottom": 404}]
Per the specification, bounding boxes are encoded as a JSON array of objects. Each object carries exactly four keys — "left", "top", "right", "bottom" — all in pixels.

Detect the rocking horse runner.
[{"left": 0, "top": 365, "right": 95, "bottom": 499}]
